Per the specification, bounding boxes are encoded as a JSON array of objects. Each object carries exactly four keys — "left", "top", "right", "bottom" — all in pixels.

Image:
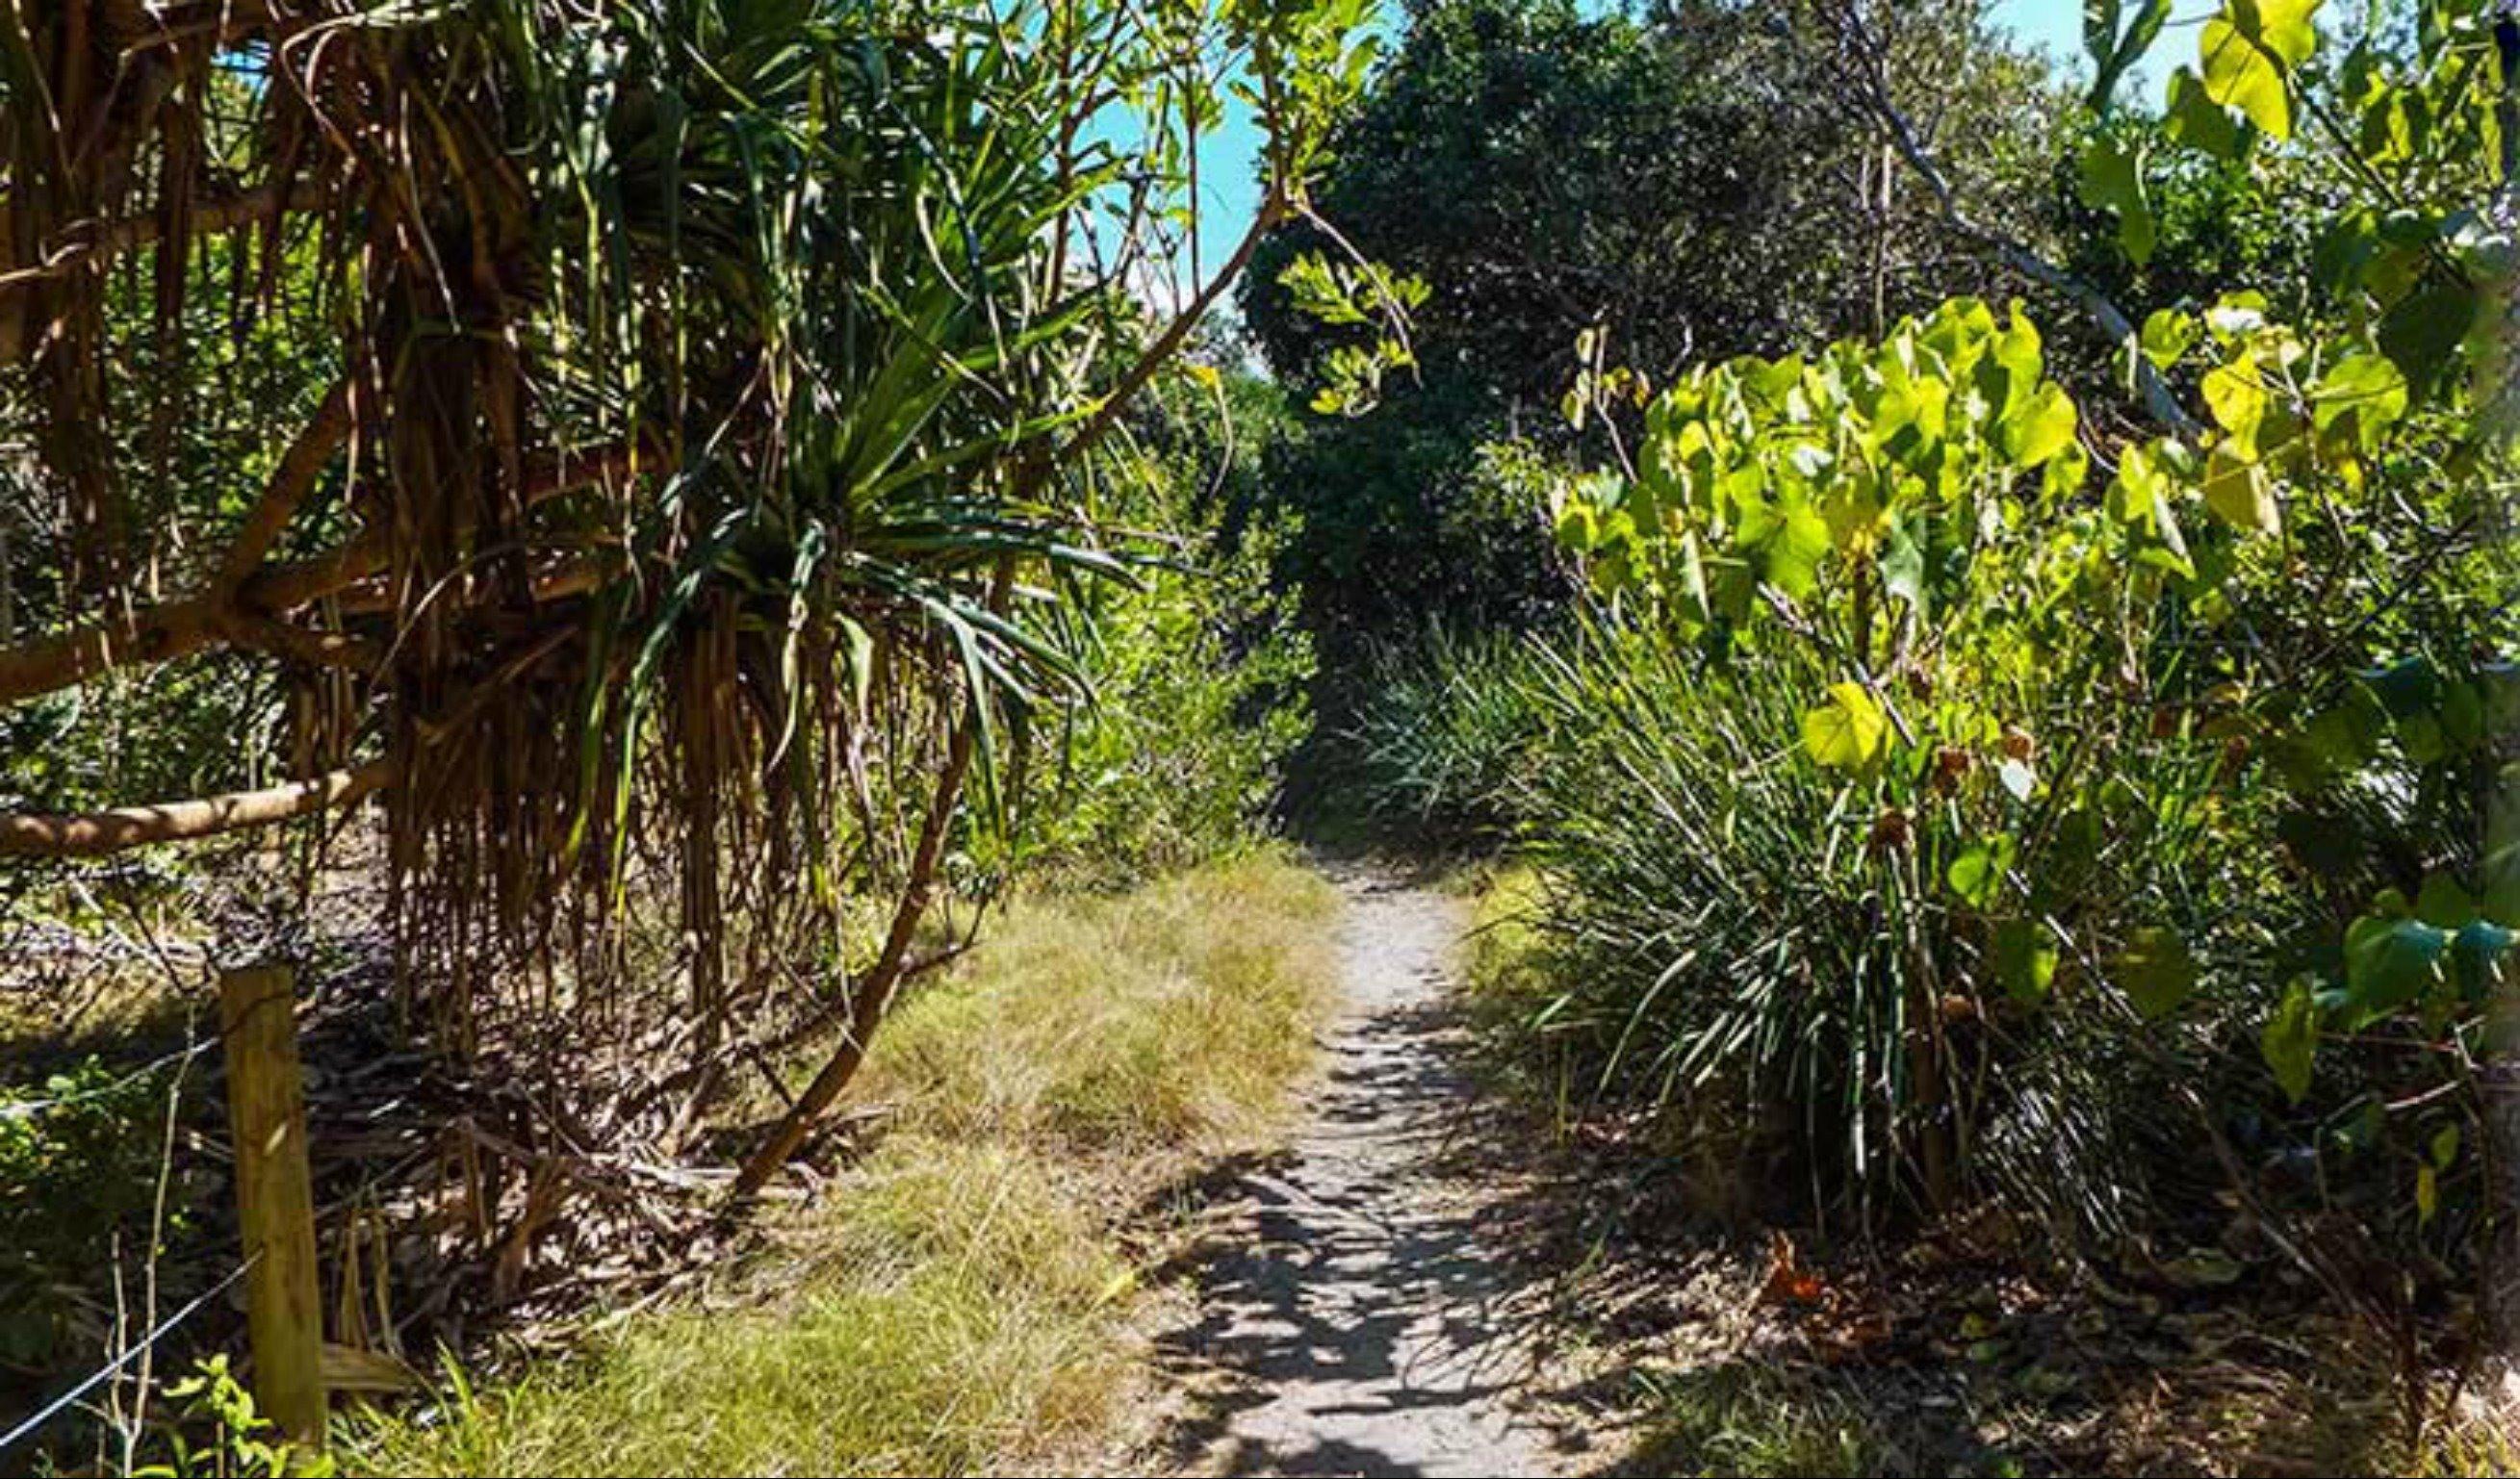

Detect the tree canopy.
[{"left": 1238, "top": 0, "right": 2068, "bottom": 652}]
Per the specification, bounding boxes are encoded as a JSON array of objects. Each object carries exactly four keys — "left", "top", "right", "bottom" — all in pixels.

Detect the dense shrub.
[
  {"left": 1006, "top": 520, "right": 1312, "bottom": 885},
  {"left": 1342, "top": 623, "right": 1553, "bottom": 837},
  {"left": 1357, "top": 283, "right": 2516, "bottom": 1273},
  {"left": 991, "top": 370, "right": 1316, "bottom": 886},
  {"left": 0, "top": 1058, "right": 190, "bottom": 1369},
  {"left": 1241, "top": 0, "right": 2066, "bottom": 654},
  {"left": 1367, "top": 613, "right": 2263, "bottom": 1236}
]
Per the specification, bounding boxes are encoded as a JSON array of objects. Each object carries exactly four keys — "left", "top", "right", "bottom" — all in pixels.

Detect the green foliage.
[
  {"left": 1276, "top": 253, "right": 1430, "bottom": 417},
  {"left": 1356, "top": 606, "right": 2246, "bottom": 1230},
  {"left": 1262, "top": 396, "right": 1578, "bottom": 672},
  {"left": 999, "top": 370, "right": 1316, "bottom": 884},
  {"left": 134, "top": 1357, "right": 337, "bottom": 1479},
  {"left": 2072, "top": 0, "right": 2520, "bottom": 1278},
  {"left": 2086, "top": 0, "right": 2174, "bottom": 115},
  {"left": 2077, "top": 133, "right": 2157, "bottom": 265},
  {"left": 1353, "top": 0, "right": 2520, "bottom": 1294},
  {"left": 1343, "top": 622, "right": 1556, "bottom": 836},
  {"left": 1241, "top": 0, "right": 2069, "bottom": 654},
  {"left": 1800, "top": 684, "right": 1888, "bottom": 774},
  {"left": 0, "top": 1058, "right": 185, "bottom": 1369},
  {"left": 0, "top": 0, "right": 1388, "bottom": 1090},
  {"left": 1556, "top": 298, "right": 2111, "bottom": 659},
  {"left": 2199, "top": 0, "right": 2320, "bottom": 139}
]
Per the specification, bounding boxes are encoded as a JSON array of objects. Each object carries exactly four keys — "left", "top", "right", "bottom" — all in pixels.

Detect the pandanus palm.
[{"left": 0, "top": 0, "right": 1381, "bottom": 1197}]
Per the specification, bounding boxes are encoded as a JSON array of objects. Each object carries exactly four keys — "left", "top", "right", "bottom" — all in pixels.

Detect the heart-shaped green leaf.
[
  {"left": 1801, "top": 682, "right": 1889, "bottom": 771},
  {"left": 2116, "top": 927, "right": 2198, "bottom": 1019}
]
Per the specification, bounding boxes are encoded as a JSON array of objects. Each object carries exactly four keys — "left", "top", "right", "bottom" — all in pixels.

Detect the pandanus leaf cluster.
[{"left": 0, "top": 0, "right": 1385, "bottom": 1187}]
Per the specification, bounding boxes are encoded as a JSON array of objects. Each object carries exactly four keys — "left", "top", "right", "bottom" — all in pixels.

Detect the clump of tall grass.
[
  {"left": 1367, "top": 614, "right": 2254, "bottom": 1237},
  {"left": 863, "top": 857, "right": 1340, "bottom": 1157},
  {"left": 352, "top": 854, "right": 1338, "bottom": 1477},
  {"left": 1343, "top": 624, "right": 1555, "bottom": 835}
]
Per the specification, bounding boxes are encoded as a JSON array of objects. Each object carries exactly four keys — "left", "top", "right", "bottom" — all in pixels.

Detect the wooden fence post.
[{"left": 218, "top": 966, "right": 326, "bottom": 1452}]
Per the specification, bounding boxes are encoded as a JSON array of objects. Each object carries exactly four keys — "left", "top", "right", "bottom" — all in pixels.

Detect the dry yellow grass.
[{"left": 352, "top": 853, "right": 1338, "bottom": 1477}]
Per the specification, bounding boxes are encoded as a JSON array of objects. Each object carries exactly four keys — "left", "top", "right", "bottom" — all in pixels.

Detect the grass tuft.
[{"left": 865, "top": 855, "right": 1338, "bottom": 1158}]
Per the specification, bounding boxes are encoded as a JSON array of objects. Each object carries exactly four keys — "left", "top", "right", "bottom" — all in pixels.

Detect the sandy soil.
[{"left": 1153, "top": 862, "right": 1592, "bottom": 1479}]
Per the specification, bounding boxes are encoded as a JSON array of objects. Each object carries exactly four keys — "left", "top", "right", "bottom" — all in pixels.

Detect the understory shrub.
[
  {"left": 0, "top": 1058, "right": 191, "bottom": 1371},
  {"left": 993, "top": 374, "right": 1315, "bottom": 887},
  {"left": 1393, "top": 613, "right": 2261, "bottom": 1237},
  {"left": 1342, "top": 623, "right": 1553, "bottom": 837},
  {"left": 1362, "top": 286, "right": 2517, "bottom": 1293}
]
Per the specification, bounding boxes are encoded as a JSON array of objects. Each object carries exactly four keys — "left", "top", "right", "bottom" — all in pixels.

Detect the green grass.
[
  {"left": 350, "top": 853, "right": 1339, "bottom": 1477},
  {"left": 1616, "top": 1365, "right": 1905, "bottom": 1478}
]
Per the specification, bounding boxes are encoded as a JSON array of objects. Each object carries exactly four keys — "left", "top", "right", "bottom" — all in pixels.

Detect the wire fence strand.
[{"left": 0, "top": 1252, "right": 260, "bottom": 1461}]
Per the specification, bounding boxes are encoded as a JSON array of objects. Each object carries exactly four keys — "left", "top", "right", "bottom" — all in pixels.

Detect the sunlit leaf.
[
  {"left": 1801, "top": 682, "right": 1889, "bottom": 771},
  {"left": 2078, "top": 136, "right": 2155, "bottom": 263},
  {"left": 2261, "top": 976, "right": 2319, "bottom": 1104},
  {"left": 2201, "top": 360, "right": 2269, "bottom": 455},
  {"left": 2201, "top": 443, "right": 2280, "bottom": 533},
  {"left": 1999, "top": 382, "right": 2078, "bottom": 469},
  {"left": 2197, "top": 10, "right": 2298, "bottom": 139},
  {"left": 2140, "top": 308, "right": 2198, "bottom": 370},
  {"left": 2310, "top": 351, "right": 2408, "bottom": 452},
  {"left": 1947, "top": 832, "right": 2017, "bottom": 908}
]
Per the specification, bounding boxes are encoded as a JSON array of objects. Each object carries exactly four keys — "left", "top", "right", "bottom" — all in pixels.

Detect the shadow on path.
[{"left": 1151, "top": 865, "right": 1589, "bottom": 1479}]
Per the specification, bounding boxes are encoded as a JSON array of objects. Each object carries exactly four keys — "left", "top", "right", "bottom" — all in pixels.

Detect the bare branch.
[
  {"left": 0, "top": 761, "right": 392, "bottom": 858},
  {"left": 216, "top": 381, "right": 353, "bottom": 592},
  {"left": 1826, "top": 3, "right": 2200, "bottom": 438},
  {"left": 1059, "top": 187, "right": 1289, "bottom": 467},
  {"left": 0, "top": 182, "right": 324, "bottom": 302},
  {"left": 0, "top": 443, "right": 640, "bottom": 705}
]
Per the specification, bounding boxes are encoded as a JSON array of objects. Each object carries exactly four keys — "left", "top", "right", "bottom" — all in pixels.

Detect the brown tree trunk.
[
  {"left": 2478, "top": 2, "right": 2520, "bottom": 1382},
  {"left": 727, "top": 692, "right": 984, "bottom": 1202},
  {"left": 0, "top": 761, "right": 391, "bottom": 856}
]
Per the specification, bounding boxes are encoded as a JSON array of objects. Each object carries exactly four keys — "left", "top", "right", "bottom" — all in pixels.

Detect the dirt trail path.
[{"left": 1155, "top": 863, "right": 1584, "bottom": 1479}]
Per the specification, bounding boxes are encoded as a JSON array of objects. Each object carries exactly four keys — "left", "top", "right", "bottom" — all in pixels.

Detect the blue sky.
[
  {"left": 1994, "top": 0, "right": 2088, "bottom": 64},
  {"left": 1132, "top": 0, "right": 2091, "bottom": 306}
]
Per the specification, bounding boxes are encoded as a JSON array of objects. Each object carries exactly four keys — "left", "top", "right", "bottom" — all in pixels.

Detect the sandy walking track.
[{"left": 1156, "top": 864, "right": 1581, "bottom": 1479}]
